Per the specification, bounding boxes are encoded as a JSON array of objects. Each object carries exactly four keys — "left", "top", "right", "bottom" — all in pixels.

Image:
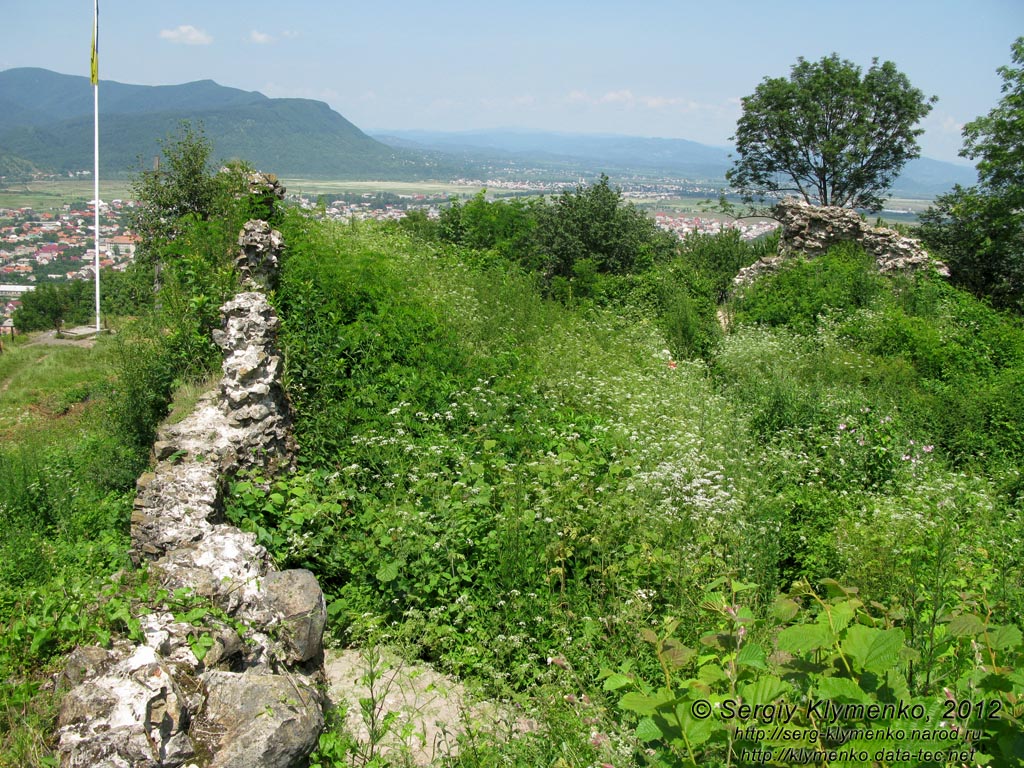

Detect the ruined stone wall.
[
  {"left": 733, "top": 197, "right": 949, "bottom": 287},
  {"left": 57, "top": 178, "right": 327, "bottom": 768}
]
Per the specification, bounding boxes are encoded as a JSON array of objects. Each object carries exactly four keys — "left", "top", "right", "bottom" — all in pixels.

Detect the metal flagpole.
[{"left": 92, "top": 0, "right": 101, "bottom": 331}]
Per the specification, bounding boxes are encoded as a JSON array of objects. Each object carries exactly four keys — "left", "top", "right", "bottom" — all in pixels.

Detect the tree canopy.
[
  {"left": 728, "top": 54, "right": 935, "bottom": 212},
  {"left": 534, "top": 174, "right": 676, "bottom": 280},
  {"left": 13, "top": 281, "right": 90, "bottom": 333},
  {"left": 919, "top": 38, "right": 1024, "bottom": 311},
  {"left": 128, "top": 122, "right": 251, "bottom": 267}
]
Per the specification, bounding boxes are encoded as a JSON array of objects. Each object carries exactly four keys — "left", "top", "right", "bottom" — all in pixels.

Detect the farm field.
[{"left": 0, "top": 180, "right": 133, "bottom": 211}]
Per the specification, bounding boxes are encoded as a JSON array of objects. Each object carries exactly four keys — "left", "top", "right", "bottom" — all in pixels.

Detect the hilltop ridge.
[{"left": 0, "top": 68, "right": 433, "bottom": 179}]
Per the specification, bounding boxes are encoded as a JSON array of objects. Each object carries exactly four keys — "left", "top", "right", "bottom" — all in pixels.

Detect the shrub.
[{"left": 731, "top": 243, "right": 883, "bottom": 332}]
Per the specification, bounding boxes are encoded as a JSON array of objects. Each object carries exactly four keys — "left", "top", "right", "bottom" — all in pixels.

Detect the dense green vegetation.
[
  {"left": 919, "top": 37, "right": 1024, "bottom": 312},
  {"left": 12, "top": 267, "right": 152, "bottom": 334},
  {"left": 2, "top": 38, "right": 1023, "bottom": 763},
  {"left": 4, "top": 161, "right": 1022, "bottom": 763},
  {"left": 211, "top": 197, "right": 1022, "bottom": 765}
]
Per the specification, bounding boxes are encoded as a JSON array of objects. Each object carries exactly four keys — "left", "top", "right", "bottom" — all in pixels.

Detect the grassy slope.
[{"left": 0, "top": 334, "right": 139, "bottom": 766}]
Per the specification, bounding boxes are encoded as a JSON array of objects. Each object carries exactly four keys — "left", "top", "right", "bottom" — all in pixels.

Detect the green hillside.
[
  {"left": 255, "top": 213, "right": 1024, "bottom": 765},
  {"left": 1, "top": 179, "right": 1022, "bottom": 764},
  {"left": 0, "top": 68, "right": 441, "bottom": 179}
]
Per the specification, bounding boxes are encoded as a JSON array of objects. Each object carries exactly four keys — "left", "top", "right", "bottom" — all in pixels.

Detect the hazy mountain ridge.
[
  {"left": 374, "top": 128, "right": 978, "bottom": 196},
  {"left": 0, "top": 68, "right": 979, "bottom": 195}
]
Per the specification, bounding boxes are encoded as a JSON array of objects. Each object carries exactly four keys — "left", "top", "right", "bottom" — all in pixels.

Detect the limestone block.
[
  {"left": 58, "top": 646, "right": 196, "bottom": 768},
  {"left": 261, "top": 570, "right": 327, "bottom": 665},
  {"left": 59, "top": 218, "right": 321, "bottom": 767},
  {"left": 194, "top": 670, "right": 322, "bottom": 768}
]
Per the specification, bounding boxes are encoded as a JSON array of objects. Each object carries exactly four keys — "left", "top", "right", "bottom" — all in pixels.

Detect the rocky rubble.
[
  {"left": 57, "top": 206, "right": 326, "bottom": 768},
  {"left": 733, "top": 197, "right": 949, "bottom": 286}
]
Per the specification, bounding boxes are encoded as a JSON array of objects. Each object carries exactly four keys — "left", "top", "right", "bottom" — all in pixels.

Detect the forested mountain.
[{"left": 0, "top": 68, "right": 441, "bottom": 178}]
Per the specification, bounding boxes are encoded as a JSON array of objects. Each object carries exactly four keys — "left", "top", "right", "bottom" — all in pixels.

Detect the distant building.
[{"left": 0, "top": 284, "right": 35, "bottom": 298}]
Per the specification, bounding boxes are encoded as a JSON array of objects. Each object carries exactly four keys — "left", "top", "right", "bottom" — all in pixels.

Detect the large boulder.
[{"left": 193, "top": 671, "right": 323, "bottom": 768}]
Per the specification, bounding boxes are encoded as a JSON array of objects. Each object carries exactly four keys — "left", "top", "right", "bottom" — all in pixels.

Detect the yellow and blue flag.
[{"left": 90, "top": 1, "right": 98, "bottom": 85}]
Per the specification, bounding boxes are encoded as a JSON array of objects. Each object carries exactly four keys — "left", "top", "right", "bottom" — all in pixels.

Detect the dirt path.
[{"left": 22, "top": 327, "right": 104, "bottom": 349}]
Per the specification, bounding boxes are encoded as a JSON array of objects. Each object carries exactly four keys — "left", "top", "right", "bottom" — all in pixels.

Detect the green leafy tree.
[
  {"left": 128, "top": 122, "right": 250, "bottom": 274},
  {"left": 728, "top": 54, "right": 935, "bottom": 211},
  {"left": 125, "top": 121, "right": 265, "bottom": 387},
  {"left": 535, "top": 174, "right": 675, "bottom": 281},
  {"left": 129, "top": 123, "right": 218, "bottom": 262},
  {"left": 919, "top": 38, "right": 1024, "bottom": 311},
  {"left": 13, "top": 281, "right": 90, "bottom": 333},
  {"left": 438, "top": 191, "right": 539, "bottom": 262}
]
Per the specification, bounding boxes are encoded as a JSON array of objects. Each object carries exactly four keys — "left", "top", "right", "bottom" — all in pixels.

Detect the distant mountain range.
[
  {"left": 0, "top": 67, "right": 978, "bottom": 197},
  {"left": 372, "top": 129, "right": 979, "bottom": 198},
  {"left": 372, "top": 129, "right": 735, "bottom": 179}
]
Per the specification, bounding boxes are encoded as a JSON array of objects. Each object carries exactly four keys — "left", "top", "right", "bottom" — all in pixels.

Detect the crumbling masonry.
[{"left": 56, "top": 176, "right": 327, "bottom": 768}]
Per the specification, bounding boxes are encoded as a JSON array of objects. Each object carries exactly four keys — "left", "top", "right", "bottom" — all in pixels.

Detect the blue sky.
[{"left": 3, "top": 0, "right": 1022, "bottom": 163}]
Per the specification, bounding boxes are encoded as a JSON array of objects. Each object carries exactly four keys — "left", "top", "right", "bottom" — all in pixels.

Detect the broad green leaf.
[
  {"left": 987, "top": 623, "right": 1023, "bottom": 651},
  {"left": 181, "top": 607, "right": 209, "bottom": 624},
  {"left": 662, "top": 639, "right": 696, "bottom": 671},
  {"left": 736, "top": 642, "right": 768, "bottom": 671},
  {"left": 829, "top": 599, "right": 862, "bottom": 633},
  {"left": 740, "top": 675, "right": 789, "bottom": 706},
  {"left": 619, "top": 691, "right": 670, "bottom": 717},
  {"left": 375, "top": 560, "right": 400, "bottom": 583},
  {"left": 842, "top": 625, "right": 904, "bottom": 675},
  {"left": 678, "top": 708, "right": 715, "bottom": 747},
  {"left": 977, "top": 672, "right": 1014, "bottom": 693},
  {"left": 698, "top": 663, "right": 728, "bottom": 686},
  {"left": 814, "top": 676, "right": 869, "bottom": 702},
  {"left": 602, "top": 673, "right": 633, "bottom": 691},
  {"left": 700, "top": 631, "right": 733, "bottom": 652},
  {"left": 946, "top": 613, "right": 986, "bottom": 637},
  {"left": 777, "top": 622, "right": 833, "bottom": 654},
  {"left": 821, "top": 578, "right": 857, "bottom": 598},
  {"left": 635, "top": 717, "right": 664, "bottom": 742},
  {"left": 29, "top": 629, "right": 54, "bottom": 657},
  {"left": 772, "top": 597, "right": 800, "bottom": 623}
]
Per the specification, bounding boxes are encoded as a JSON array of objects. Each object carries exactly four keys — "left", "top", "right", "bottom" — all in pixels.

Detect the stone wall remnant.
[
  {"left": 57, "top": 208, "right": 326, "bottom": 768},
  {"left": 733, "top": 197, "right": 948, "bottom": 287},
  {"left": 236, "top": 221, "right": 284, "bottom": 291}
]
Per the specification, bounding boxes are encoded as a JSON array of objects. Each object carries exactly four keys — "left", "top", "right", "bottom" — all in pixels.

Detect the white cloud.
[
  {"left": 940, "top": 115, "right": 965, "bottom": 136},
  {"left": 249, "top": 30, "right": 274, "bottom": 44},
  {"left": 159, "top": 25, "right": 213, "bottom": 46},
  {"left": 599, "top": 89, "right": 635, "bottom": 105}
]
